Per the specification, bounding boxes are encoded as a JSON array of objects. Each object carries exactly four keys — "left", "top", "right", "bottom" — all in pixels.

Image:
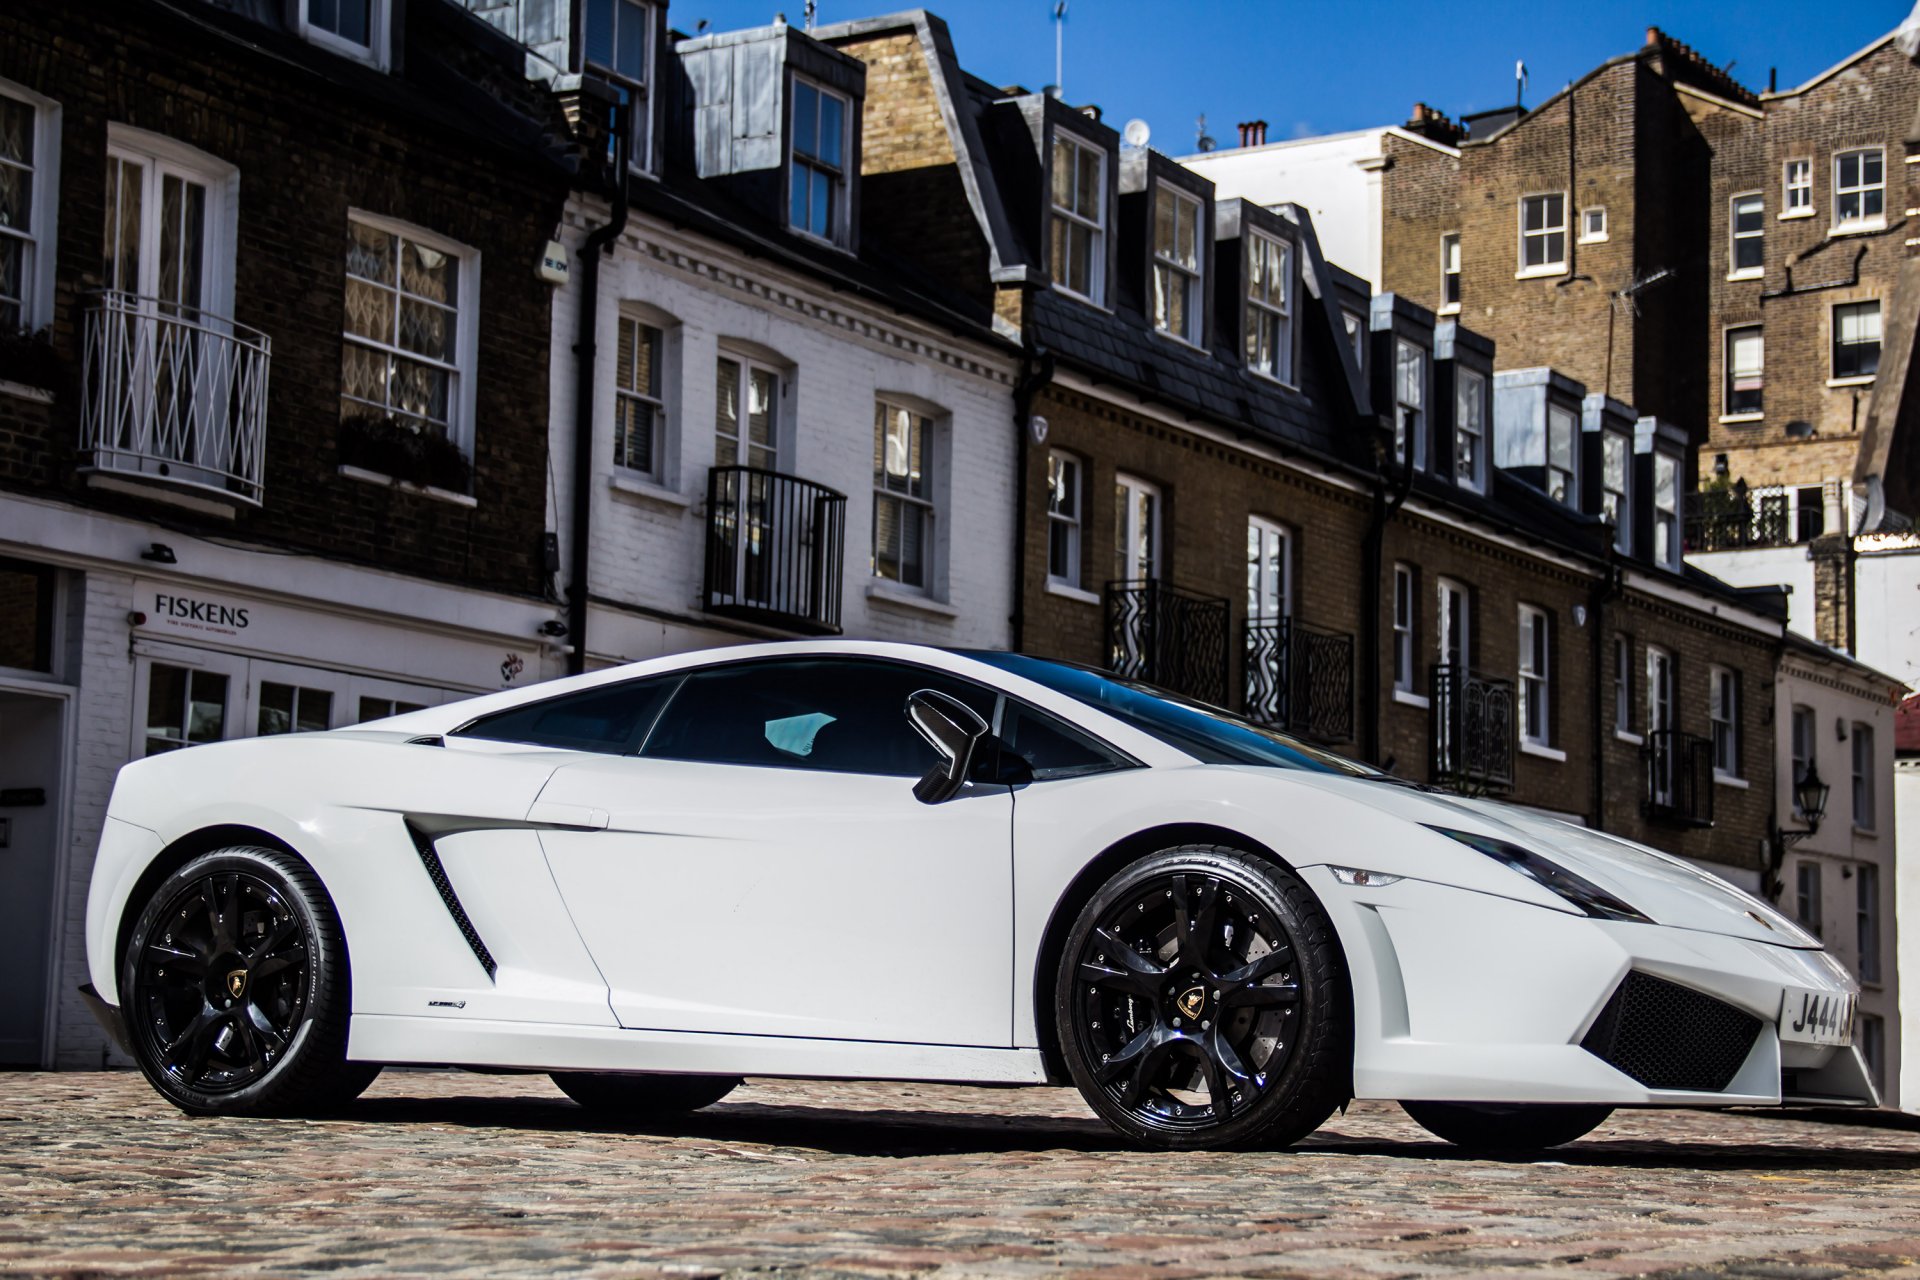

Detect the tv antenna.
[
  {"left": 1053, "top": 2, "right": 1067, "bottom": 100},
  {"left": 1195, "top": 113, "right": 1216, "bottom": 153}
]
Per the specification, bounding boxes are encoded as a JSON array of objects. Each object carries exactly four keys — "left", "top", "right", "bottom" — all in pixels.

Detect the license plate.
[{"left": 1779, "top": 988, "right": 1855, "bottom": 1046}]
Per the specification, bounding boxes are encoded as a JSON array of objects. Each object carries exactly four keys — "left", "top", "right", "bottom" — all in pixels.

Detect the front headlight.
[{"left": 1425, "top": 825, "right": 1653, "bottom": 925}]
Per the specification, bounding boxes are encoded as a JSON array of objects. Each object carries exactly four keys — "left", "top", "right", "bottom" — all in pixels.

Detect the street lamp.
[{"left": 1763, "top": 762, "right": 1830, "bottom": 903}]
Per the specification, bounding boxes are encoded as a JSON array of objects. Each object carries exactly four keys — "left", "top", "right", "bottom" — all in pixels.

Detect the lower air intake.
[{"left": 1580, "top": 971, "right": 1760, "bottom": 1092}]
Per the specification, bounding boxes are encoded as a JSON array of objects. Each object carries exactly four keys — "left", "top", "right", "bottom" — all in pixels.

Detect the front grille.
[{"left": 1580, "top": 971, "right": 1760, "bottom": 1092}]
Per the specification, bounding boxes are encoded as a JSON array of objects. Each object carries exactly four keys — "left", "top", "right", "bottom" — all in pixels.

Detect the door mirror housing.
[{"left": 906, "top": 689, "right": 990, "bottom": 804}]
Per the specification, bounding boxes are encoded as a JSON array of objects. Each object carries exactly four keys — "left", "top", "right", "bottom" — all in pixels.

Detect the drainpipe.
[
  {"left": 1010, "top": 345, "right": 1055, "bottom": 654},
  {"left": 567, "top": 91, "right": 633, "bottom": 676},
  {"left": 1360, "top": 443, "right": 1415, "bottom": 768},
  {"left": 1588, "top": 555, "right": 1621, "bottom": 830}
]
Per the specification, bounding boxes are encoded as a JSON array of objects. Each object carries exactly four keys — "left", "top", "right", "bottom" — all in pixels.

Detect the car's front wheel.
[
  {"left": 549, "top": 1072, "right": 740, "bottom": 1119},
  {"left": 1401, "top": 1101, "right": 1614, "bottom": 1150},
  {"left": 1055, "top": 845, "right": 1351, "bottom": 1150},
  {"left": 122, "top": 846, "right": 378, "bottom": 1115}
]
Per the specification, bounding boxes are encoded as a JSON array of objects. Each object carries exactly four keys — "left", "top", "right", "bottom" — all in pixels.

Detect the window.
[
  {"left": 1646, "top": 645, "right": 1673, "bottom": 735},
  {"left": 1152, "top": 185, "right": 1203, "bottom": 343},
  {"left": 1579, "top": 206, "right": 1607, "bottom": 242},
  {"left": 0, "top": 556, "right": 55, "bottom": 674},
  {"left": 999, "top": 701, "right": 1129, "bottom": 781},
  {"left": 1602, "top": 431, "right": 1630, "bottom": 552},
  {"left": 1784, "top": 158, "right": 1812, "bottom": 214},
  {"left": 1709, "top": 666, "right": 1740, "bottom": 778},
  {"left": 1834, "top": 148, "right": 1884, "bottom": 228},
  {"left": 1246, "top": 517, "right": 1290, "bottom": 624},
  {"left": 1795, "top": 861, "right": 1822, "bottom": 938},
  {"left": 456, "top": 675, "right": 677, "bottom": 754},
  {"left": 1518, "top": 605, "right": 1551, "bottom": 747},
  {"left": 257, "top": 682, "right": 333, "bottom": 737},
  {"left": 1613, "top": 635, "right": 1632, "bottom": 734},
  {"left": 1860, "top": 1012, "right": 1885, "bottom": 1087},
  {"left": 1113, "top": 474, "right": 1160, "bottom": 582},
  {"left": 1832, "top": 301, "right": 1881, "bottom": 381},
  {"left": 1724, "top": 326, "right": 1763, "bottom": 416},
  {"left": 1439, "top": 232, "right": 1461, "bottom": 309},
  {"left": 300, "top": 0, "right": 388, "bottom": 66},
  {"left": 145, "top": 663, "right": 229, "bottom": 755},
  {"left": 1519, "top": 193, "right": 1566, "bottom": 272},
  {"left": 1393, "top": 563, "right": 1417, "bottom": 694},
  {"left": 1047, "top": 451, "right": 1082, "bottom": 588},
  {"left": 584, "top": 0, "right": 654, "bottom": 170},
  {"left": 790, "top": 80, "right": 849, "bottom": 243},
  {"left": 1730, "top": 193, "right": 1764, "bottom": 276},
  {"left": 358, "top": 696, "right": 424, "bottom": 723},
  {"left": 1342, "top": 309, "right": 1366, "bottom": 372},
  {"left": 1393, "top": 339, "right": 1424, "bottom": 469},
  {"left": 614, "top": 315, "right": 664, "bottom": 476},
  {"left": 1856, "top": 864, "right": 1881, "bottom": 983},
  {"left": 1852, "top": 723, "right": 1875, "bottom": 831},
  {"left": 1652, "top": 453, "right": 1680, "bottom": 570},
  {"left": 714, "top": 353, "right": 778, "bottom": 470},
  {"left": 0, "top": 84, "right": 57, "bottom": 331},
  {"left": 1437, "top": 577, "right": 1471, "bottom": 671},
  {"left": 873, "top": 401, "right": 935, "bottom": 590},
  {"left": 1245, "top": 231, "right": 1292, "bottom": 380},
  {"left": 1546, "top": 403, "right": 1576, "bottom": 504},
  {"left": 1792, "top": 704, "right": 1817, "bottom": 816},
  {"left": 1794, "top": 485, "right": 1826, "bottom": 542},
  {"left": 342, "top": 214, "right": 476, "bottom": 463},
  {"left": 1050, "top": 131, "right": 1105, "bottom": 302},
  {"left": 644, "top": 658, "right": 995, "bottom": 777},
  {"left": 104, "top": 130, "right": 237, "bottom": 318},
  {"left": 1454, "top": 368, "right": 1486, "bottom": 492}
]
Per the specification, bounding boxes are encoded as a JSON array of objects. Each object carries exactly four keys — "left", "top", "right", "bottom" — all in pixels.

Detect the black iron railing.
[
  {"left": 1684, "top": 487, "right": 1792, "bottom": 551},
  {"left": 1643, "top": 728, "right": 1715, "bottom": 827},
  {"left": 1244, "top": 618, "right": 1355, "bottom": 744},
  {"left": 1430, "top": 663, "right": 1515, "bottom": 793},
  {"left": 1104, "top": 579, "right": 1230, "bottom": 706},
  {"left": 704, "top": 466, "right": 847, "bottom": 634}
]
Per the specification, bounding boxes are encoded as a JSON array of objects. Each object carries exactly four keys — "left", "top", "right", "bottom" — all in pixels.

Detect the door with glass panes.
[
  {"left": 1245, "top": 517, "right": 1290, "bottom": 724},
  {"left": 1108, "top": 474, "right": 1161, "bottom": 676},
  {"left": 712, "top": 354, "right": 785, "bottom": 610}
]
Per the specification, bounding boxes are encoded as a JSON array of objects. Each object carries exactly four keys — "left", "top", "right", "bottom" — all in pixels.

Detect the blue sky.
[{"left": 671, "top": 1, "right": 1907, "bottom": 148}]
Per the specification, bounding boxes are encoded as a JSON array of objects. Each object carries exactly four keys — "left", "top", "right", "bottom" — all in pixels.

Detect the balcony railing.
[
  {"left": 1684, "top": 485, "right": 1816, "bottom": 551},
  {"left": 79, "top": 291, "right": 271, "bottom": 505},
  {"left": 1430, "top": 663, "right": 1515, "bottom": 794},
  {"left": 704, "top": 466, "right": 847, "bottom": 634},
  {"left": 1643, "top": 728, "right": 1715, "bottom": 828},
  {"left": 1244, "top": 617, "right": 1355, "bottom": 744},
  {"left": 1104, "top": 579, "right": 1230, "bottom": 706}
]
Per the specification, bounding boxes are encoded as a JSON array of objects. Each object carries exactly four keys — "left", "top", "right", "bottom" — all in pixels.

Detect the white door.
[
  {"left": 536, "top": 656, "right": 1016, "bottom": 1047},
  {"left": 1245, "top": 517, "right": 1290, "bottom": 721},
  {"left": 1110, "top": 474, "right": 1162, "bottom": 673}
]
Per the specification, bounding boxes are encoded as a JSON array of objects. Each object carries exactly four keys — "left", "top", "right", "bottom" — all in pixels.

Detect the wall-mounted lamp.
[
  {"left": 1763, "top": 761, "right": 1831, "bottom": 903},
  {"left": 1713, "top": 453, "right": 1729, "bottom": 477},
  {"left": 1836, "top": 718, "right": 1849, "bottom": 742},
  {"left": 140, "top": 542, "right": 177, "bottom": 564},
  {"left": 538, "top": 619, "right": 569, "bottom": 638}
]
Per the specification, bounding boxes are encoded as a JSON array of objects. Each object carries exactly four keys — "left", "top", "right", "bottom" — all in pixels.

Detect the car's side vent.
[
  {"left": 1580, "top": 970, "right": 1760, "bottom": 1092},
  {"left": 407, "top": 735, "right": 445, "bottom": 747},
  {"left": 403, "top": 821, "right": 497, "bottom": 980}
]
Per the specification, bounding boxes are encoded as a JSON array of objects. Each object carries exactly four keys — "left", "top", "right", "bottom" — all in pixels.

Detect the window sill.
[
  {"left": 1520, "top": 741, "right": 1567, "bottom": 763},
  {"left": 1614, "top": 729, "right": 1644, "bottom": 746},
  {"left": 338, "top": 464, "right": 478, "bottom": 508},
  {"left": 865, "top": 581, "right": 959, "bottom": 619},
  {"left": 1045, "top": 580, "right": 1102, "bottom": 606},
  {"left": 1391, "top": 688, "right": 1430, "bottom": 709},
  {"left": 1827, "top": 376, "right": 1876, "bottom": 388},
  {"left": 1830, "top": 219, "right": 1887, "bottom": 238},
  {"left": 1050, "top": 283, "right": 1114, "bottom": 314},
  {"left": 0, "top": 380, "right": 54, "bottom": 404},
  {"left": 1247, "top": 366, "right": 1300, "bottom": 391},
  {"left": 1514, "top": 265, "right": 1566, "bottom": 280},
  {"left": 1727, "top": 269, "right": 1765, "bottom": 282},
  {"left": 608, "top": 471, "right": 692, "bottom": 509},
  {"left": 1150, "top": 327, "right": 1210, "bottom": 356},
  {"left": 1713, "top": 772, "right": 1749, "bottom": 790},
  {"left": 1719, "top": 412, "right": 1765, "bottom": 424},
  {"left": 1779, "top": 208, "right": 1814, "bottom": 221},
  {"left": 1852, "top": 825, "right": 1879, "bottom": 838}
]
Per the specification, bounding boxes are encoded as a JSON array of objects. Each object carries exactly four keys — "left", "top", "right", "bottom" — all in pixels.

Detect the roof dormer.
[
  {"left": 1368, "top": 294, "right": 1436, "bottom": 472},
  {"left": 1433, "top": 321, "right": 1494, "bottom": 494},
  {"left": 1119, "top": 146, "right": 1214, "bottom": 349},
  {"left": 998, "top": 95, "right": 1120, "bottom": 307},
  {"left": 1214, "top": 199, "right": 1301, "bottom": 385},
  {"left": 1493, "top": 367, "right": 1585, "bottom": 508},
  {"left": 1581, "top": 393, "right": 1637, "bottom": 554},
  {"left": 1635, "top": 415, "right": 1689, "bottom": 573}
]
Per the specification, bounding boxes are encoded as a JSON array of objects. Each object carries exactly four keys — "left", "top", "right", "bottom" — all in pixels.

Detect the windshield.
[{"left": 959, "top": 651, "right": 1383, "bottom": 778}]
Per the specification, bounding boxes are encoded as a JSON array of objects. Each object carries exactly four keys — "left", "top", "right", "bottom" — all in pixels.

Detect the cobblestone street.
[{"left": 2, "top": 1072, "right": 1919, "bottom": 1278}]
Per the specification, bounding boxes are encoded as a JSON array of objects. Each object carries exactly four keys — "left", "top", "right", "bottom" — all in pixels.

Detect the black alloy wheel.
[
  {"left": 123, "top": 847, "right": 378, "bottom": 1115},
  {"left": 1057, "top": 846, "right": 1350, "bottom": 1150}
]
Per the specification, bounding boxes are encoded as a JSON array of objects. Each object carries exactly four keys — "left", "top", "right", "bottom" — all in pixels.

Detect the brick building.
[{"left": 0, "top": 0, "right": 576, "bottom": 1066}]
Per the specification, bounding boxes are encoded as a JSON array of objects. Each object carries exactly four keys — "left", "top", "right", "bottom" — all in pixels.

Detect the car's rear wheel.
[
  {"left": 1056, "top": 845, "right": 1350, "bottom": 1150},
  {"left": 1401, "top": 1101, "right": 1613, "bottom": 1150},
  {"left": 122, "top": 846, "right": 378, "bottom": 1116},
  {"left": 549, "top": 1072, "right": 739, "bottom": 1119}
]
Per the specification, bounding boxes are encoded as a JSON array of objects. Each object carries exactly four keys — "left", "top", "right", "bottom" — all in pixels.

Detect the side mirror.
[{"left": 906, "top": 689, "right": 990, "bottom": 804}]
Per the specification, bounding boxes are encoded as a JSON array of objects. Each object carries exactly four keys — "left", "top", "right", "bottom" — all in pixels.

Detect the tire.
[
  {"left": 1055, "top": 845, "right": 1351, "bottom": 1150},
  {"left": 121, "top": 846, "right": 379, "bottom": 1116},
  {"left": 549, "top": 1072, "right": 739, "bottom": 1118},
  {"left": 1401, "top": 1101, "right": 1613, "bottom": 1150}
]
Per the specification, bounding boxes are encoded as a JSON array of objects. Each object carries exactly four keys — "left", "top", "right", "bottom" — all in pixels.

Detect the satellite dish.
[{"left": 1122, "top": 118, "right": 1151, "bottom": 149}]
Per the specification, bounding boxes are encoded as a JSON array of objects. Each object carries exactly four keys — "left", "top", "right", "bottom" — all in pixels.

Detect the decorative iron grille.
[
  {"left": 1430, "top": 663, "right": 1515, "bottom": 794},
  {"left": 704, "top": 466, "right": 847, "bottom": 634},
  {"left": 1684, "top": 486, "right": 1792, "bottom": 551},
  {"left": 1103, "top": 579, "right": 1230, "bottom": 706},
  {"left": 1244, "top": 618, "right": 1355, "bottom": 744},
  {"left": 1643, "top": 728, "right": 1715, "bottom": 827}
]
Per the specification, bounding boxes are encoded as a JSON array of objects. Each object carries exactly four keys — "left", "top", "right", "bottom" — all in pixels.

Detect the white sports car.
[{"left": 82, "top": 640, "right": 1874, "bottom": 1150}]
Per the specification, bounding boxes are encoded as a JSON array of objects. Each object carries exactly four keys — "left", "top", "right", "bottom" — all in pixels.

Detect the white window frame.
[
  {"left": 1852, "top": 723, "right": 1875, "bottom": 832},
  {"left": 1856, "top": 864, "right": 1881, "bottom": 983},
  {"left": 1833, "top": 147, "right": 1885, "bottom": 232},
  {"left": 1578, "top": 206, "right": 1607, "bottom": 243},
  {"left": 1517, "top": 192, "right": 1567, "bottom": 277},
  {"left": 1151, "top": 184, "right": 1204, "bottom": 346},
  {"left": 1545, "top": 402, "right": 1577, "bottom": 506},
  {"left": 1791, "top": 703, "right": 1816, "bottom": 817},
  {"left": 1645, "top": 645, "right": 1673, "bottom": 734},
  {"left": 1393, "top": 338, "right": 1425, "bottom": 470},
  {"left": 0, "top": 79, "right": 60, "bottom": 332},
  {"left": 105, "top": 126, "right": 240, "bottom": 319},
  {"left": 1652, "top": 452, "right": 1681, "bottom": 571},
  {"left": 871, "top": 398, "right": 939, "bottom": 593},
  {"left": 1601, "top": 430, "right": 1631, "bottom": 552},
  {"left": 1393, "top": 563, "right": 1417, "bottom": 694},
  {"left": 1795, "top": 860, "right": 1823, "bottom": 939},
  {"left": 713, "top": 349, "right": 783, "bottom": 473},
  {"left": 1709, "top": 664, "right": 1740, "bottom": 780},
  {"left": 1831, "top": 299, "right": 1881, "bottom": 384},
  {"left": 343, "top": 210, "right": 480, "bottom": 463},
  {"left": 1046, "top": 450, "right": 1083, "bottom": 590},
  {"left": 1246, "top": 516, "right": 1291, "bottom": 624},
  {"left": 582, "top": 0, "right": 656, "bottom": 174},
  {"left": 1723, "top": 324, "right": 1764, "bottom": 419},
  {"left": 612, "top": 310, "right": 668, "bottom": 480},
  {"left": 1782, "top": 158, "right": 1812, "bottom": 217},
  {"left": 1518, "top": 604, "right": 1551, "bottom": 749},
  {"left": 1050, "top": 130, "right": 1107, "bottom": 305},
  {"left": 1436, "top": 576, "right": 1471, "bottom": 671},
  {"left": 788, "top": 76, "right": 852, "bottom": 247},
  {"left": 1244, "top": 230, "right": 1293, "bottom": 382},
  {"left": 1613, "top": 634, "right": 1634, "bottom": 737},
  {"left": 1453, "top": 366, "right": 1487, "bottom": 494},
  {"left": 1439, "top": 232, "right": 1461, "bottom": 312},
  {"left": 1729, "top": 192, "right": 1764, "bottom": 279},
  {"left": 297, "top": 0, "right": 392, "bottom": 70},
  {"left": 1112, "top": 472, "right": 1161, "bottom": 583}
]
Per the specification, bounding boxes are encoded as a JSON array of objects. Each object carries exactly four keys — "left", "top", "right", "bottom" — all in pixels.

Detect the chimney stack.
[{"left": 1236, "top": 120, "right": 1268, "bottom": 148}]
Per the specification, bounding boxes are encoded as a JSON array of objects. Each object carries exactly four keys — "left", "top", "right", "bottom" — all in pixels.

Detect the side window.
[
  {"left": 642, "top": 659, "right": 995, "bottom": 777},
  {"left": 453, "top": 676, "right": 678, "bottom": 754},
  {"left": 1001, "top": 701, "right": 1129, "bottom": 781}
]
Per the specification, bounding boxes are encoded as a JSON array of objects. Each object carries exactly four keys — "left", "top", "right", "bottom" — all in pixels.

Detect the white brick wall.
[{"left": 548, "top": 198, "right": 1020, "bottom": 665}]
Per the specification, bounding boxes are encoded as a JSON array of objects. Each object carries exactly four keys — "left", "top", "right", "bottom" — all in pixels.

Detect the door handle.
[{"left": 526, "top": 800, "right": 610, "bottom": 830}]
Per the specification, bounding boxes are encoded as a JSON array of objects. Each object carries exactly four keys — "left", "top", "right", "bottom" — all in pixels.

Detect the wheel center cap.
[
  {"left": 224, "top": 968, "right": 249, "bottom": 1001},
  {"left": 1176, "top": 986, "right": 1207, "bottom": 1020}
]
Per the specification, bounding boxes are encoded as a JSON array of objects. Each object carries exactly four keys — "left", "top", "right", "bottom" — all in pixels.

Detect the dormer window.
[
  {"left": 1601, "top": 430, "right": 1630, "bottom": 552},
  {"left": 1546, "top": 403, "right": 1576, "bottom": 504},
  {"left": 1393, "top": 339, "right": 1424, "bottom": 470},
  {"left": 585, "top": 0, "right": 654, "bottom": 171},
  {"left": 299, "top": 0, "right": 389, "bottom": 69},
  {"left": 1245, "top": 232, "right": 1292, "bottom": 382},
  {"left": 1652, "top": 452, "right": 1680, "bottom": 570},
  {"left": 790, "top": 79, "right": 849, "bottom": 244},
  {"left": 1454, "top": 368, "right": 1487, "bottom": 493},
  {"left": 1050, "top": 131, "right": 1105, "bottom": 302},
  {"left": 1151, "top": 185, "right": 1203, "bottom": 344}
]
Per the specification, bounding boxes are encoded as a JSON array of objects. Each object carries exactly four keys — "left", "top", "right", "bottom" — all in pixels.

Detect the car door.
[{"left": 535, "top": 656, "right": 1016, "bottom": 1047}]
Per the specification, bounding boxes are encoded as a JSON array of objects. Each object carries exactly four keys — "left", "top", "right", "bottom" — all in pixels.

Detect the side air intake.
[
  {"left": 404, "top": 821, "right": 496, "bottom": 980},
  {"left": 1580, "top": 971, "right": 1760, "bottom": 1092}
]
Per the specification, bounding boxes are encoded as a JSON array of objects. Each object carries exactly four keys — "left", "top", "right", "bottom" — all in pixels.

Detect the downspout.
[
  {"left": 1588, "top": 554, "right": 1621, "bottom": 830},
  {"left": 1010, "top": 342, "right": 1055, "bottom": 654},
  {"left": 567, "top": 91, "right": 633, "bottom": 676},
  {"left": 1361, "top": 443, "right": 1415, "bottom": 768}
]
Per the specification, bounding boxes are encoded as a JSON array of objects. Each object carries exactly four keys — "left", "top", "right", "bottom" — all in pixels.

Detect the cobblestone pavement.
[{"left": 3, "top": 1071, "right": 1919, "bottom": 1278}]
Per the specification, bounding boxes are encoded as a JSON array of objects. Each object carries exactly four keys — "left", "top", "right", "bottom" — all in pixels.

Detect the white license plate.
[{"left": 1779, "top": 988, "right": 1855, "bottom": 1046}]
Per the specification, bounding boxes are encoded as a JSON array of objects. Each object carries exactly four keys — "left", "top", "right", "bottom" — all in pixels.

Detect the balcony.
[
  {"left": 1643, "top": 728, "right": 1715, "bottom": 828},
  {"left": 703, "top": 466, "right": 847, "bottom": 634},
  {"left": 79, "top": 291, "right": 271, "bottom": 506},
  {"left": 1684, "top": 484, "right": 1817, "bottom": 552},
  {"left": 1430, "top": 663, "right": 1515, "bottom": 794},
  {"left": 1104, "top": 579, "right": 1230, "bottom": 706},
  {"left": 1244, "top": 618, "right": 1355, "bottom": 744}
]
